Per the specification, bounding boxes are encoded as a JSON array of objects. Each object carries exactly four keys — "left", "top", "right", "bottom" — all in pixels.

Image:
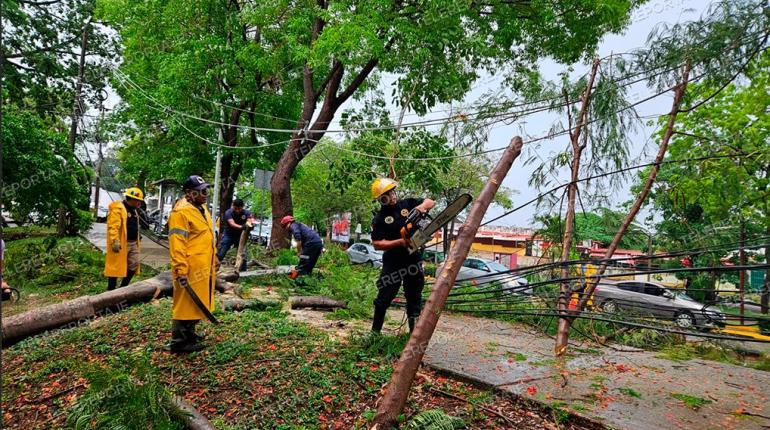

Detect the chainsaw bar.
[{"left": 407, "top": 193, "right": 472, "bottom": 254}]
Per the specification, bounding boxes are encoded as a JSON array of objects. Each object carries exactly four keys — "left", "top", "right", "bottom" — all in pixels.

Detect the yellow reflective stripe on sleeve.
[{"left": 168, "top": 228, "right": 189, "bottom": 238}]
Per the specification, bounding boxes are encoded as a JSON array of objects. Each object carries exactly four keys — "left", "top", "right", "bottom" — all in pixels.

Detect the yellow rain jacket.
[
  {"left": 104, "top": 201, "right": 140, "bottom": 277},
  {"left": 167, "top": 198, "right": 217, "bottom": 320}
]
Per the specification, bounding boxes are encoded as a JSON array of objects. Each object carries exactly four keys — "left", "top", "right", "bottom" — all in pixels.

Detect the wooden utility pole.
[{"left": 370, "top": 136, "right": 523, "bottom": 429}]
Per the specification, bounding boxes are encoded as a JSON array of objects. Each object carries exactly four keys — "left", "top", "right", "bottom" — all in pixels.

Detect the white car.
[
  {"left": 441, "top": 257, "right": 530, "bottom": 294},
  {"left": 347, "top": 243, "right": 383, "bottom": 268}
]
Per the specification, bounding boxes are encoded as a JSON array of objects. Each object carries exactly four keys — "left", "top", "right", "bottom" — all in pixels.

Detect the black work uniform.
[{"left": 370, "top": 198, "right": 425, "bottom": 332}]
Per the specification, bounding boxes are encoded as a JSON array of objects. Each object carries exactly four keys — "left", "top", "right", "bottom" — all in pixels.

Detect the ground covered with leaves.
[{"left": 1, "top": 298, "right": 600, "bottom": 429}]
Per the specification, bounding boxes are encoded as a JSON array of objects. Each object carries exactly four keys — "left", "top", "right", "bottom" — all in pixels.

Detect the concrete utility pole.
[{"left": 371, "top": 136, "right": 523, "bottom": 429}]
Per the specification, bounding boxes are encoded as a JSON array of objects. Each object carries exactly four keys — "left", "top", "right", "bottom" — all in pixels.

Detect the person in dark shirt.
[
  {"left": 280, "top": 215, "right": 323, "bottom": 279},
  {"left": 217, "top": 199, "right": 254, "bottom": 271},
  {"left": 369, "top": 178, "right": 435, "bottom": 333}
]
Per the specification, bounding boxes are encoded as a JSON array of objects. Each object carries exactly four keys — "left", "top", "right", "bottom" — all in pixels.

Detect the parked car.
[
  {"left": 440, "top": 257, "right": 530, "bottom": 294},
  {"left": 347, "top": 243, "right": 383, "bottom": 268},
  {"left": 249, "top": 220, "right": 272, "bottom": 246},
  {"left": 592, "top": 280, "right": 725, "bottom": 329}
]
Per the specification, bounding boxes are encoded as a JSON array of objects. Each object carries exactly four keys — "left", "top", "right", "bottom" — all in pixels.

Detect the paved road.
[
  {"left": 420, "top": 313, "right": 770, "bottom": 430},
  {"left": 83, "top": 222, "right": 170, "bottom": 269}
]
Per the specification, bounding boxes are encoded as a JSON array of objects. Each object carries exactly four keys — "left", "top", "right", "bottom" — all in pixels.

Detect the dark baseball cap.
[{"left": 182, "top": 175, "right": 210, "bottom": 191}]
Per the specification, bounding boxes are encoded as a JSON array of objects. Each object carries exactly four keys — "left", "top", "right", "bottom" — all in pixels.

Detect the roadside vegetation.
[{"left": 2, "top": 228, "right": 158, "bottom": 316}]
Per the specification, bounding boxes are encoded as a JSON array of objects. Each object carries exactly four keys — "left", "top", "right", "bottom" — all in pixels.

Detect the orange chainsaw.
[{"left": 401, "top": 194, "right": 472, "bottom": 254}]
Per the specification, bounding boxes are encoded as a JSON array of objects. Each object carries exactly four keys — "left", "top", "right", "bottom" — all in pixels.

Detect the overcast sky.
[
  {"left": 100, "top": 0, "right": 712, "bottom": 229},
  {"left": 337, "top": 0, "right": 710, "bottom": 231},
  {"left": 387, "top": 0, "right": 710, "bottom": 230}
]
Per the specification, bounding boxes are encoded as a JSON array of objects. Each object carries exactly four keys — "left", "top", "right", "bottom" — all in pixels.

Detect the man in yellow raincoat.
[
  {"left": 167, "top": 175, "right": 217, "bottom": 354},
  {"left": 104, "top": 187, "right": 144, "bottom": 290}
]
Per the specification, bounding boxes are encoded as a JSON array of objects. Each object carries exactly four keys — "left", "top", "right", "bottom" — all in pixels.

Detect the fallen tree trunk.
[
  {"left": 1, "top": 272, "right": 173, "bottom": 348},
  {"left": 371, "top": 136, "right": 523, "bottom": 429},
  {"left": 221, "top": 297, "right": 281, "bottom": 312},
  {"left": 171, "top": 396, "right": 216, "bottom": 430},
  {"left": 289, "top": 296, "right": 347, "bottom": 310}
]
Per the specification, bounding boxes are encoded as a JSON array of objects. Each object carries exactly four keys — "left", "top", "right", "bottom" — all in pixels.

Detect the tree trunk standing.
[
  {"left": 574, "top": 63, "right": 692, "bottom": 317},
  {"left": 217, "top": 106, "right": 246, "bottom": 219},
  {"left": 57, "top": 18, "right": 91, "bottom": 236},
  {"left": 371, "top": 137, "right": 523, "bottom": 429},
  {"left": 555, "top": 59, "right": 599, "bottom": 356},
  {"left": 269, "top": 8, "right": 384, "bottom": 248}
]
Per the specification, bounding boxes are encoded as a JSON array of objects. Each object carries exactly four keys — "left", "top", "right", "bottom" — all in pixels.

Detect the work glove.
[{"left": 111, "top": 240, "right": 121, "bottom": 253}]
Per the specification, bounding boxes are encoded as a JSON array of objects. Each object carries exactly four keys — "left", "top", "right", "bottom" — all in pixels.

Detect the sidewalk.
[
  {"left": 421, "top": 313, "right": 770, "bottom": 430},
  {"left": 83, "top": 223, "right": 170, "bottom": 269}
]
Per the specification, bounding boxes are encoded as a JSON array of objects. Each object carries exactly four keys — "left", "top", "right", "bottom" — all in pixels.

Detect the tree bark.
[
  {"left": 555, "top": 58, "right": 600, "bottom": 356},
  {"left": 217, "top": 105, "right": 246, "bottom": 218},
  {"left": 269, "top": 18, "right": 384, "bottom": 249},
  {"left": 370, "top": 136, "right": 523, "bottom": 429},
  {"left": 234, "top": 228, "right": 250, "bottom": 273},
  {"left": 289, "top": 295, "right": 347, "bottom": 310},
  {"left": 171, "top": 396, "right": 216, "bottom": 430},
  {"left": 574, "top": 63, "right": 692, "bottom": 315},
  {"left": 1, "top": 272, "right": 173, "bottom": 347}
]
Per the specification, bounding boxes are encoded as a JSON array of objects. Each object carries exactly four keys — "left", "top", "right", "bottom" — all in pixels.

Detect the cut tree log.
[
  {"left": 218, "top": 271, "right": 240, "bottom": 282},
  {"left": 289, "top": 296, "right": 347, "bottom": 310},
  {"left": 2, "top": 272, "right": 173, "bottom": 347},
  {"left": 171, "top": 396, "right": 216, "bottom": 430},
  {"left": 221, "top": 297, "right": 281, "bottom": 312},
  {"left": 234, "top": 227, "right": 250, "bottom": 273},
  {"left": 371, "top": 136, "right": 523, "bottom": 429}
]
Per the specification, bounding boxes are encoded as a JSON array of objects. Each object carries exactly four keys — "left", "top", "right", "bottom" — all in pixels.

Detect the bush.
[
  {"left": 424, "top": 263, "right": 437, "bottom": 278},
  {"left": 275, "top": 249, "right": 299, "bottom": 266}
]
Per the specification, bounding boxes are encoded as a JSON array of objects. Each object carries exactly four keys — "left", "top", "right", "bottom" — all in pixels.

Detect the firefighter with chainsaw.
[
  {"left": 167, "top": 175, "right": 218, "bottom": 354},
  {"left": 370, "top": 178, "right": 436, "bottom": 333},
  {"left": 104, "top": 187, "right": 144, "bottom": 290},
  {"left": 280, "top": 215, "right": 323, "bottom": 280}
]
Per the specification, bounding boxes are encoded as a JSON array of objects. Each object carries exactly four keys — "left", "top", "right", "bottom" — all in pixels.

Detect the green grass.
[
  {"left": 506, "top": 352, "right": 528, "bottom": 362},
  {"left": 3, "top": 231, "right": 158, "bottom": 315},
  {"left": 618, "top": 387, "right": 642, "bottom": 398},
  {"left": 670, "top": 393, "right": 712, "bottom": 410},
  {"left": 3, "top": 300, "right": 523, "bottom": 429},
  {"left": 244, "top": 244, "right": 380, "bottom": 319}
]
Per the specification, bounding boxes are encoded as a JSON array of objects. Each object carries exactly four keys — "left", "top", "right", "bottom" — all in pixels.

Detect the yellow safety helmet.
[
  {"left": 124, "top": 187, "right": 144, "bottom": 202},
  {"left": 371, "top": 178, "right": 398, "bottom": 200}
]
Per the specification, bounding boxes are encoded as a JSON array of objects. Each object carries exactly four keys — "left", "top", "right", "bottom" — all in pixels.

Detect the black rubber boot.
[
  {"left": 371, "top": 307, "right": 387, "bottom": 333},
  {"left": 408, "top": 317, "right": 417, "bottom": 333},
  {"left": 107, "top": 277, "right": 118, "bottom": 291},
  {"left": 120, "top": 270, "right": 136, "bottom": 287}
]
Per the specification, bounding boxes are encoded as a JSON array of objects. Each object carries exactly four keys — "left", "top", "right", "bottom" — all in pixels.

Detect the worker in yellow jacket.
[
  {"left": 104, "top": 187, "right": 144, "bottom": 290},
  {"left": 167, "top": 175, "right": 217, "bottom": 354}
]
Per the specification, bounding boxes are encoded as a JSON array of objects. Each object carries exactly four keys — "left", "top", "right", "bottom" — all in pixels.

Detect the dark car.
[{"left": 592, "top": 280, "right": 725, "bottom": 328}]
